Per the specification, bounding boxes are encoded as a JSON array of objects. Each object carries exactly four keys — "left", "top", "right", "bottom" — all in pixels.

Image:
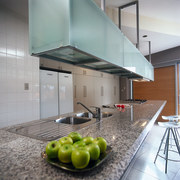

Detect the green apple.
[
  {"left": 86, "top": 143, "right": 100, "bottom": 161},
  {"left": 59, "top": 136, "right": 73, "bottom": 145},
  {"left": 68, "top": 132, "right": 82, "bottom": 143},
  {"left": 71, "top": 147, "right": 90, "bottom": 169},
  {"left": 45, "top": 140, "right": 61, "bottom": 159},
  {"left": 93, "top": 137, "right": 107, "bottom": 153},
  {"left": 82, "top": 136, "right": 94, "bottom": 145},
  {"left": 58, "top": 144, "right": 74, "bottom": 163},
  {"left": 73, "top": 140, "right": 86, "bottom": 148}
]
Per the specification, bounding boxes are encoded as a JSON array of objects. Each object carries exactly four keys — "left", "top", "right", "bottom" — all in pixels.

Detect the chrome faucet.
[{"left": 77, "top": 102, "right": 101, "bottom": 121}]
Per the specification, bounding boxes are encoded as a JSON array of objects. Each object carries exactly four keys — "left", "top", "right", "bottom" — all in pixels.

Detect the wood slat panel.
[{"left": 133, "top": 66, "right": 175, "bottom": 121}]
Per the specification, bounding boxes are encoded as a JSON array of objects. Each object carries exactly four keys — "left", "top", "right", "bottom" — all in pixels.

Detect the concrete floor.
[{"left": 122, "top": 124, "right": 180, "bottom": 180}]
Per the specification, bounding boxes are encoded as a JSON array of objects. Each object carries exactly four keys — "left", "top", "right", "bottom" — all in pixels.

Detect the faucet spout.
[
  {"left": 77, "top": 102, "right": 96, "bottom": 117},
  {"left": 77, "top": 102, "right": 101, "bottom": 121}
]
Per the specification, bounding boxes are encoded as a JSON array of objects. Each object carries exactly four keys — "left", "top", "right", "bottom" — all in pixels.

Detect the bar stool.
[{"left": 154, "top": 115, "right": 180, "bottom": 173}]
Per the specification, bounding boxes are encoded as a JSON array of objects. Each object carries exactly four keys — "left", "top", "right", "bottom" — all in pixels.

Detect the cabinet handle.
[
  {"left": 114, "top": 86, "right": 116, "bottom": 96},
  {"left": 74, "top": 85, "right": 76, "bottom": 98},
  {"left": 83, "top": 86, "right": 87, "bottom": 97},
  {"left": 101, "top": 86, "right": 104, "bottom": 96}
]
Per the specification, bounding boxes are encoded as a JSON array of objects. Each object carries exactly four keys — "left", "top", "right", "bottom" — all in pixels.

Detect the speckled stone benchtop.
[{"left": 0, "top": 100, "right": 166, "bottom": 180}]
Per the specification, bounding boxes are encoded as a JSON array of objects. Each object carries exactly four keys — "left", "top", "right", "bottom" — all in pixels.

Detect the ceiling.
[
  {"left": 1, "top": 0, "right": 180, "bottom": 56},
  {"left": 106, "top": 0, "right": 180, "bottom": 23},
  {"left": 104, "top": 0, "right": 180, "bottom": 55}
]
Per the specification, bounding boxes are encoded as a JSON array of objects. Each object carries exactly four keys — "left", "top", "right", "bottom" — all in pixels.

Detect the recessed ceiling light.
[{"left": 143, "top": 35, "right": 148, "bottom": 38}]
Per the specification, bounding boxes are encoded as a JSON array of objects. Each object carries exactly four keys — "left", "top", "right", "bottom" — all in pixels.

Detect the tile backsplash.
[{"left": 0, "top": 4, "right": 40, "bottom": 128}]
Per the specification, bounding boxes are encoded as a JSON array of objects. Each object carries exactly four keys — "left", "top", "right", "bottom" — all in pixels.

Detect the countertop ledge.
[{"left": 0, "top": 100, "right": 166, "bottom": 180}]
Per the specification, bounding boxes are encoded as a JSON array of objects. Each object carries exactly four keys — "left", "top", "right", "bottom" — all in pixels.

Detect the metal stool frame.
[{"left": 154, "top": 127, "right": 180, "bottom": 173}]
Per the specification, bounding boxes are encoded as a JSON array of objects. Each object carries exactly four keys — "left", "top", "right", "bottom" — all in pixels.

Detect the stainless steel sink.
[
  {"left": 7, "top": 110, "right": 112, "bottom": 141},
  {"left": 75, "top": 112, "right": 113, "bottom": 118},
  {"left": 54, "top": 116, "right": 91, "bottom": 124}
]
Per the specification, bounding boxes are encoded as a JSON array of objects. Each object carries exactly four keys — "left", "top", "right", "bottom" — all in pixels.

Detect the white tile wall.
[
  {"left": 0, "top": 5, "right": 40, "bottom": 128},
  {"left": 0, "top": 2, "right": 120, "bottom": 128}
]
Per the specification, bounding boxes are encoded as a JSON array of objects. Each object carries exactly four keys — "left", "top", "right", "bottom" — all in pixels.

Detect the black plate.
[{"left": 41, "top": 146, "right": 112, "bottom": 172}]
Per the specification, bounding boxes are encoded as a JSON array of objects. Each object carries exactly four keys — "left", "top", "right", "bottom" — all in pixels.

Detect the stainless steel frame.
[{"left": 154, "top": 127, "right": 180, "bottom": 173}]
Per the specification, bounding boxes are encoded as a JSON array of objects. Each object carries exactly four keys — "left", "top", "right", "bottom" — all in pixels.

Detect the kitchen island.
[{"left": 0, "top": 100, "right": 166, "bottom": 180}]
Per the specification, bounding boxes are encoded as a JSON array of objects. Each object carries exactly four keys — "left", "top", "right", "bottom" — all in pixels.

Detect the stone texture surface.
[{"left": 0, "top": 100, "right": 166, "bottom": 180}]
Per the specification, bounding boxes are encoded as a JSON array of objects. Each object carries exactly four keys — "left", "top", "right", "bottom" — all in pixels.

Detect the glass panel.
[
  {"left": 144, "top": 60, "right": 154, "bottom": 80},
  {"left": 124, "top": 36, "right": 154, "bottom": 80},
  {"left": 124, "top": 37, "right": 144, "bottom": 75},
  {"left": 70, "top": 0, "right": 124, "bottom": 67},
  {"left": 29, "top": 0, "right": 70, "bottom": 54},
  {"left": 29, "top": 0, "right": 154, "bottom": 80}
]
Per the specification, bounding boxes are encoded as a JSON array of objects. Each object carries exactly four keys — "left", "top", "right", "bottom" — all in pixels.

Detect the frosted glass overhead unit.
[{"left": 29, "top": 0, "right": 154, "bottom": 81}]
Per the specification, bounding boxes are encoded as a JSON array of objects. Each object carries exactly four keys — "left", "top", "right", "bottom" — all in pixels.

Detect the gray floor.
[{"left": 123, "top": 124, "right": 180, "bottom": 180}]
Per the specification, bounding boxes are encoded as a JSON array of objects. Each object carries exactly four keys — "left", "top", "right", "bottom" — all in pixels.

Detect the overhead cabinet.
[{"left": 29, "top": 0, "right": 154, "bottom": 81}]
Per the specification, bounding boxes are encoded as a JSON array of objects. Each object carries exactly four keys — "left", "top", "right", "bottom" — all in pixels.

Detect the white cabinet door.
[
  {"left": 59, "top": 73, "right": 73, "bottom": 115},
  {"left": 40, "top": 70, "right": 58, "bottom": 119}
]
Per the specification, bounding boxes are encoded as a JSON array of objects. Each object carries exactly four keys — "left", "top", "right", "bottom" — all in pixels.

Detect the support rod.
[
  {"left": 149, "top": 41, "right": 151, "bottom": 63},
  {"left": 130, "top": 80, "right": 133, "bottom": 99},
  {"left": 136, "top": 1, "right": 139, "bottom": 49},
  {"left": 119, "top": 1, "right": 140, "bottom": 49},
  {"left": 119, "top": 7, "right": 121, "bottom": 29},
  {"left": 101, "top": 0, "right": 105, "bottom": 12}
]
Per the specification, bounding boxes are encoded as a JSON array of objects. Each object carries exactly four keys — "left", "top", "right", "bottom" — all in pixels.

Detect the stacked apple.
[{"left": 45, "top": 132, "right": 107, "bottom": 169}]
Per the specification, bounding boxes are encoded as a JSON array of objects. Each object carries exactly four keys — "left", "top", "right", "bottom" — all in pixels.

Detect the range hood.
[{"left": 29, "top": 0, "right": 154, "bottom": 81}]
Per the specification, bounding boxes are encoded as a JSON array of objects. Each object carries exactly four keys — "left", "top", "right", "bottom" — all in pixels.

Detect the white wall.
[
  {"left": 0, "top": 4, "right": 40, "bottom": 128},
  {"left": 40, "top": 58, "right": 120, "bottom": 112},
  {"left": 0, "top": 1, "right": 120, "bottom": 128}
]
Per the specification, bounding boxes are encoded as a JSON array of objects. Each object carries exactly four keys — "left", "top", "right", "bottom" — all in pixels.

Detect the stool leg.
[
  {"left": 165, "top": 128, "right": 170, "bottom": 174},
  {"left": 171, "top": 128, "right": 180, "bottom": 155},
  {"left": 176, "top": 128, "right": 180, "bottom": 140},
  {"left": 175, "top": 129, "right": 180, "bottom": 150},
  {"left": 174, "top": 129, "right": 180, "bottom": 148},
  {"left": 164, "top": 129, "right": 170, "bottom": 154},
  {"left": 154, "top": 128, "right": 168, "bottom": 164},
  {"left": 174, "top": 129, "right": 180, "bottom": 143},
  {"left": 170, "top": 130, "right": 173, "bottom": 148}
]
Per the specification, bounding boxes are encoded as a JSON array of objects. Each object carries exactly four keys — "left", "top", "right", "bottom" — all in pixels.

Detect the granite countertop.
[{"left": 0, "top": 100, "right": 166, "bottom": 180}]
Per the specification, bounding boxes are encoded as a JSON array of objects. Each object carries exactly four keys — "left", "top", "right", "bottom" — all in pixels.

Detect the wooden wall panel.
[{"left": 133, "top": 66, "right": 175, "bottom": 121}]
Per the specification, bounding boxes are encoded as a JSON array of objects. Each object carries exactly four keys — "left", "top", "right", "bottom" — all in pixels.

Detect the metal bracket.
[
  {"left": 101, "top": 0, "right": 106, "bottom": 12},
  {"left": 118, "top": 1, "right": 139, "bottom": 49}
]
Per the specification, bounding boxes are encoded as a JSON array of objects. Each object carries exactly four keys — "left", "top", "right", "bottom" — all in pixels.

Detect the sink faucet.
[{"left": 77, "top": 102, "right": 101, "bottom": 121}]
